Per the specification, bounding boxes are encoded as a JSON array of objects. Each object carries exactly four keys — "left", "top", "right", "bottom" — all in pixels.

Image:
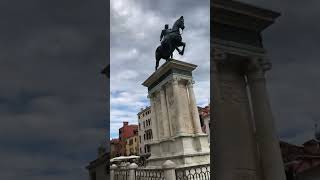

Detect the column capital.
[
  {"left": 213, "top": 48, "right": 227, "bottom": 62},
  {"left": 246, "top": 57, "right": 272, "bottom": 73},
  {"left": 172, "top": 77, "right": 181, "bottom": 85},
  {"left": 147, "top": 92, "right": 155, "bottom": 99},
  {"left": 187, "top": 79, "right": 195, "bottom": 87}
]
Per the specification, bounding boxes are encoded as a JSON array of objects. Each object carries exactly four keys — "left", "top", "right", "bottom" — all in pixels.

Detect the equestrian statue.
[{"left": 155, "top": 16, "right": 186, "bottom": 70}]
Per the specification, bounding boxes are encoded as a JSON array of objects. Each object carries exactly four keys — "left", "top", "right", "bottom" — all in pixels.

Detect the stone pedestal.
[
  {"left": 212, "top": 1, "right": 286, "bottom": 180},
  {"left": 142, "top": 59, "right": 210, "bottom": 168}
]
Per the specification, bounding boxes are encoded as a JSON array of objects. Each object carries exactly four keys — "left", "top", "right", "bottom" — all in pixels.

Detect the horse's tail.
[
  {"left": 155, "top": 46, "right": 162, "bottom": 70},
  {"left": 155, "top": 46, "right": 161, "bottom": 61}
]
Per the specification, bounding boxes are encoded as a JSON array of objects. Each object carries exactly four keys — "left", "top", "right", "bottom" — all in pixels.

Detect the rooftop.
[{"left": 137, "top": 106, "right": 151, "bottom": 115}]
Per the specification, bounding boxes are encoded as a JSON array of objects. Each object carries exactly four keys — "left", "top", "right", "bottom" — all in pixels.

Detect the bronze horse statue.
[{"left": 155, "top": 16, "right": 186, "bottom": 70}]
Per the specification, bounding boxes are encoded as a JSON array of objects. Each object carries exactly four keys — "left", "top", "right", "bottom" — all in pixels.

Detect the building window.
[
  {"left": 144, "top": 134, "right": 146, "bottom": 140},
  {"left": 139, "top": 123, "right": 140, "bottom": 130},
  {"left": 139, "top": 136, "right": 141, "bottom": 142},
  {"left": 145, "top": 129, "right": 152, "bottom": 140},
  {"left": 143, "top": 122, "right": 145, "bottom": 128}
]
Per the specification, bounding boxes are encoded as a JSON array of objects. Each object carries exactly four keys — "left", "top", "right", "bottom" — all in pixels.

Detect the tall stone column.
[
  {"left": 165, "top": 85, "right": 173, "bottom": 137},
  {"left": 172, "top": 77, "right": 184, "bottom": 135},
  {"left": 149, "top": 93, "right": 159, "bottom": 142},
  {"left": 246, "top": 58, "right": 286, "bottom": 180},
  {"left": 187, "top": 79, "right": 203, "bottom": 134},
  {"left": 160, "top": 88, "right": 170, "bottom": 138}
]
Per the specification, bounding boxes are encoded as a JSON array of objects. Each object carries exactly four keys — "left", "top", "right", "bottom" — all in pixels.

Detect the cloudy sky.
[
  {"left": 110, "top": 0, "right": 210, "bottom": 139},
  {"left": 1, "top": 0, "right": 320, "bottom": 179},
  {"left": 0, "top": 0, "right": 109, "bottom": 179}
]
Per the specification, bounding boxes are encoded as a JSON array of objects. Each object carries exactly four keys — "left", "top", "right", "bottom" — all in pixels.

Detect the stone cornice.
[
  {"left": 143, "top": 59, "right": 196, "bottom": 87},
  {"left": 143, "top": 59, "right": 196, "bottom": 93},
  {"left": 147, "top": 73, "right": 192, "bottom": 95},
  {"left": 212, "top": 0, "right": 280, "bottom": 32},
  {"left": 213, "top": 39, "right": 267, "bottom": 60}
]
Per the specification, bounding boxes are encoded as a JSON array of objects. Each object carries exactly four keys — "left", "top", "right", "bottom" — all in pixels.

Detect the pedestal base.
[{"left": 146, "top": 134, "right": 210, "bottom": 168}]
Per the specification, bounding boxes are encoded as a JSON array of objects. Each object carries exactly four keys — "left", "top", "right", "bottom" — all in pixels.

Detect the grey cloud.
[
  {"left": 138, "top": 0, "right": 209, "bottom": 19},
  {"left": 0, "top": 0, "right": 109, "bottom": 179}
]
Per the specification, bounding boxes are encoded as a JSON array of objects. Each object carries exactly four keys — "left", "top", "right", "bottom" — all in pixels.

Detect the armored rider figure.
[{"left": 160, "top": 24, "right": 171, "bottom": 43}]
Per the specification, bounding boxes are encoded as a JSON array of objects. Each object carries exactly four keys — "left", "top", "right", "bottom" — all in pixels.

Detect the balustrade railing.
[
  {"left": 135, "top": 168, "right": 165, "bottom": 180},
  {"left": 114, "top": 168, "right": 129, "bottom": 180},
  {"left": 110, "top": 162, "right": 210, "bottom": 180},
  {"left": 175, "top": 164, "right": 210, "bottom": 180}
]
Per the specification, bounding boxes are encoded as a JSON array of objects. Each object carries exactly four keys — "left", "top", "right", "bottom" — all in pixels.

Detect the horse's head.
[
  {"left": 172, "top": 16, "right": 185, "bottom": 32},
  {"left": 179, "top": 16, "right": 185, "bottom": 30}
]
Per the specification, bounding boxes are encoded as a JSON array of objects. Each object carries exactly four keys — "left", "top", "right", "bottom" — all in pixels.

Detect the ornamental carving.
[
  {"left": 187, "top": 79, "right": 195, "bottom": 88},
  {"left": 213, "top": 48, "right": 227, "bottom": 63},
  {"left": 246, "top": 57, "right": 272, "bottom": 73}
]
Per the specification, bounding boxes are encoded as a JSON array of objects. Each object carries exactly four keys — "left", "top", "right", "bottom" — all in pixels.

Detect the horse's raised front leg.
[
  {"left": 175, "top": 47, "right": 182, "bottom": 54},
  {"left": 180, "top": 42, "right": 186, "bottom": 55}
]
